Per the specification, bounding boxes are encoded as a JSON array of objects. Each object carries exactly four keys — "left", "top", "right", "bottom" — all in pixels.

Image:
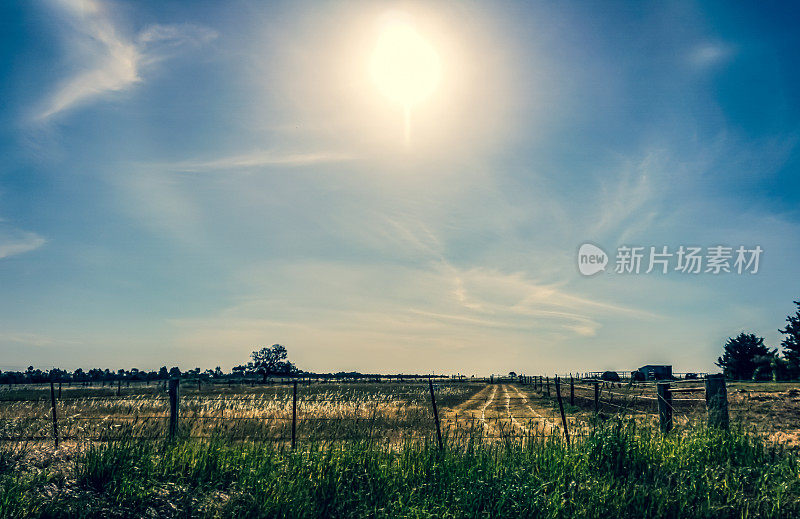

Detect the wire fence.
[{"left": 0, "top": 375, "right": 733, "bottom": 449}]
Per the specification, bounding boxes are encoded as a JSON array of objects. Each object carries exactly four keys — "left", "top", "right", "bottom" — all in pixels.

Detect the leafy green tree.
[
  {"left": 752, "top": 354, "right": 778, "bottom": 381},
  {"left": 716, "top": 333, "right": 774, "bottom": 380},
  {"left": 779, "top": 300, "right": 800, "bottom": 378},
  {"left": 249, "top": 344, "right": 296, "bottom": 382}
]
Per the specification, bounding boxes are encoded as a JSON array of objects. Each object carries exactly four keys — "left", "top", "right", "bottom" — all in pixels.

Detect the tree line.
[
  {"left": 716, "top": 300, "right": 800, "bottom": 380},
  {"left": 0, "top": 344, "right": 436, "bottom": 385},
  {"left": 0, "top": 346, "right": 296, "bottom": 385}
]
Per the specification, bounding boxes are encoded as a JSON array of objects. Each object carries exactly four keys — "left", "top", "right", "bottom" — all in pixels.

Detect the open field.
[
  {"left": 3, "top": 378, "right": 800, "bottom": 446},
  {"left": 3, "top": 379, "right": 800, "bottom": 517}
]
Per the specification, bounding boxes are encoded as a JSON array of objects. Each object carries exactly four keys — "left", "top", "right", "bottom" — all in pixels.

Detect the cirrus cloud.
[
  {"left": 34, "top": 0, "right": 217, "bottom": 121},
  {"left": 0, "top": 226, "right": 46, "bottom": 259}
]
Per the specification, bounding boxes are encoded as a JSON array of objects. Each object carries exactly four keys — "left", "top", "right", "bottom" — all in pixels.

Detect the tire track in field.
[
  {"left": 507, "top": 384, "right": 559, "bottom": 435},
  {"left": 452, "top": 384, "right": 493, "bottom": 412},
  {"left": 500, "top": 384, "right": 530, "bottom": 434},
  {"left": 442, "top": 383, "right": 563, "bottom": 439},
  {"left": 442, "top": 384, "right": 498, "bottom": 437},
  {"left": 466, "top": 384, "right": 500, "bottom": 435},
  {"left": 480, "top": 385, "right": 498, "bottom": 425}
]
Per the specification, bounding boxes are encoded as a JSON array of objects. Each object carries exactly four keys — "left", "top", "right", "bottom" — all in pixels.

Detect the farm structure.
[{"left": 637, "top": 365, "right": 673, "bottom": 381}]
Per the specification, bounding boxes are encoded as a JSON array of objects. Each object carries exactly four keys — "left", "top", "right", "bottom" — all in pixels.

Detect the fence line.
[{"left": 0, "top": 375, "right": 731, "bottom": 449}]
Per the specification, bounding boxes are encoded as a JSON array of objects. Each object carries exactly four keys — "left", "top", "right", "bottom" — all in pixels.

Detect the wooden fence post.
[
  {"left": 593, "top": 382, "right": 600, "bottom": 413},
  {"left": 168, "top": 378, "right": 179, "bottom": 440},
  {"left": 429, "top": 378, "right": 443, "bottom": 450},
  {"left": 546, "top": 377, "right": 550, "bottom": 397},
  {"left": 58, "top": 381, "right": 62, "bottom": 400},
  {"left": 117, "top": 379, "right": 121, "bottom": 396},
  {"left": 569, "top": 376, "right": 574, "bottom": 406},
  {"left": 705, "top": 374, "right": 729, "bottom": 429},
  {"left": 49, "top": 381, "right": 59, "bottom": 448},
  {"left": 292, "top": 380, "right": 298, "bottom": 450},
  {"left": 555, "top": 377, "right": 570, "bottom": 446},
  {"left": 657, "top": 383, "right": 673, "bottom": 433}
]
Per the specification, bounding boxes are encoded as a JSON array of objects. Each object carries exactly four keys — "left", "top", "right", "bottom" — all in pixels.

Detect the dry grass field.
[{"left": 3, "top": 378, "right": 800, "bottom": 449}]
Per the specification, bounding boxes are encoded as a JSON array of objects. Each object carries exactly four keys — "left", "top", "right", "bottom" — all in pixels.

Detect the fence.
[
  {"left": 0, "top": 375, "right": 731, "bottom": 450},
  {"left": 516, "top": 374, "right": 729, "bottom": 437}
]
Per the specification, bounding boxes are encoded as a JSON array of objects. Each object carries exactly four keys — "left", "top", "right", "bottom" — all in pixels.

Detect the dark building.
[{"left": 637, "top": 365, "right": 672, "bottom": 381}]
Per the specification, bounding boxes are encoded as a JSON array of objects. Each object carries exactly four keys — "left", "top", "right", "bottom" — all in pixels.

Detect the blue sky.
[{"left": 1, "top": 0, "right": 798, "bottom": 374}]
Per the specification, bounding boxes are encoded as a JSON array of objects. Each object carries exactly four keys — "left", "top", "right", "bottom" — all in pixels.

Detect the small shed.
[{"left": 637, "top": 365, "right": 672, "bottom": 381}]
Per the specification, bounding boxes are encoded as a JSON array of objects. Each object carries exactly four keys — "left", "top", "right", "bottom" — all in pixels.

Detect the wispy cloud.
[
  {"left": 156, "top": 150, "right": 355, "bottom": 173},
  {"left": 0, "top": 332, "right": 80, "bottom": 347},
  {"left": 0, "top": 226, "right": 46, "bottom": 259},
  {"left": 688, "top": 42, "right": 734, "bottom": 69},
  {"left": 35, "top": 0, "right": 216, "bottom": 121},
  {"left": 590, "top": 151, "right": 663, "bottom": 244},
  {"left": 166, "top": 253, "right": 659, "bottom": 372}
]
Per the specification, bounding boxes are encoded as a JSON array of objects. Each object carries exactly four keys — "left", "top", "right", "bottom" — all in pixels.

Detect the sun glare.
[{"left": 369, "top": 16, "right": 442, "bottom": 144}]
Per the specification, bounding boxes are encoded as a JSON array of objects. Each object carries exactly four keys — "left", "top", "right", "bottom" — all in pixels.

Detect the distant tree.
[
  {"left": 49, "top": 368, "right": 68, "bottom": 381},
  {"left": 780, "top": 300, "right": 800, "bottom": 378},
  {"left": 716, "top": 333, "right": 774, "bottom": 380},
  {"left": 168, "top": 367, "right": 182, "bottom": 378},
  {"left": 214, "top": 366, "right": 223, "bottom": 378},
  {"left": 249, "top": 344, "right": 296, "bottom": 382},
  {"left": 158, "top": 366, "right": 169, "bottom": 379}
]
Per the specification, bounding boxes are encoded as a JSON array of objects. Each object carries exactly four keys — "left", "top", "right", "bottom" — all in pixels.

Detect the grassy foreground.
[{"left": 2, "top": 423, "right": 799, "bottom": 518}]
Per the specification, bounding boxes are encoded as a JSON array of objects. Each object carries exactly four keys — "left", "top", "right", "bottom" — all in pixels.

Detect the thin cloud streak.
[
  {"left": 0, "top": 228, "right": 46, "bottom": 259},
  {"left": 0, "top": 333, "right": 81, "bottom": 347},
  {"left": 35, "top": 0, "right": 216, "bottom": 121},
  {"left": 688, "top": 42, "right": 734, "bottom": 68},
  {"left": 156, "top": 150, "right": 355, "bottom": 173}
]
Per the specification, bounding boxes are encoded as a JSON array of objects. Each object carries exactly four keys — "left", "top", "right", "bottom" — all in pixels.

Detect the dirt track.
[{"left": 442, "top": 384, "right": 562, "bottom": 438}]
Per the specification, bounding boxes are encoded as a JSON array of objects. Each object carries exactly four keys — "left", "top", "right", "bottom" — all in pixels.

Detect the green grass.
[{"left": 2, "top": 422, "right": 799, "bottom": 518}]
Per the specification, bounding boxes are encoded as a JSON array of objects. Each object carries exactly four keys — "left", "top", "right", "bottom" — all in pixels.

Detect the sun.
[
  {"left": 370, "top": 19, "right": 442, "bottom": 108},
  {"left": 369, "top": 15, "right": 442, "bottom": 143}
]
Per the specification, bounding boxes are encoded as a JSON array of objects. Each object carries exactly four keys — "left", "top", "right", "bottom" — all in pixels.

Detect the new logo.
[{"left": 578, "top": 243, "right": 608, "bottom": 276}]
